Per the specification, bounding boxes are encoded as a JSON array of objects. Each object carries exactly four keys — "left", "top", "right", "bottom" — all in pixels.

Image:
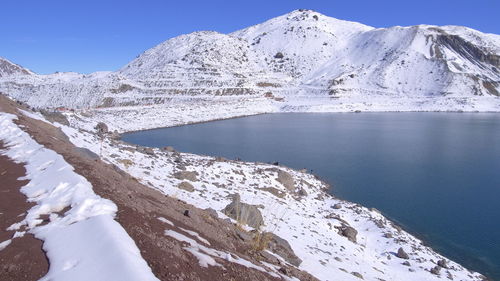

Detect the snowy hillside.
[
  {"left": 232, "top": 10, "right": 373, "bottom": 79},
  {"left": 0, "top": 9, "right": 499, "bottom": 120},
  {"left": 0, "top": 57, "right": 33, "bottom": 77},
  {"left": 56, "top": 109, "right": 487, "bottom": 281}
]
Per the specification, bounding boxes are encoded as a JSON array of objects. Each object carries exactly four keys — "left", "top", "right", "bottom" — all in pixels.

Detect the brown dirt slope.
[
  {"left": 0, "top": 94, "right": 318, "bottom": 281},
  {"left": 0, "top": 144, "right": 49, "bottom": 280}
]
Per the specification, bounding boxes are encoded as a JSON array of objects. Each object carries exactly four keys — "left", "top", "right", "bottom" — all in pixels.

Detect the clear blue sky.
[{"left": 2, "top": 0, "right": 499, "bottom": 74}]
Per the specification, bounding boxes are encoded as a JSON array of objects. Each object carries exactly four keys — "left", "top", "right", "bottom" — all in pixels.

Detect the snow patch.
[{"left": 0, "top": 113, "right": 159, "bottom": 281}]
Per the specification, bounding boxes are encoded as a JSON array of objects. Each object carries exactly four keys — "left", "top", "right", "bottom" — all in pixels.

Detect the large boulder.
[
  {"left": 222, "top": 194, "right": 263, "bottom": 229},
  {"left": 396, "top": 247, "right": 410, "bottom": 259},
  {"left": 263, "top": 232, "right": 302, "bottom": 267}
]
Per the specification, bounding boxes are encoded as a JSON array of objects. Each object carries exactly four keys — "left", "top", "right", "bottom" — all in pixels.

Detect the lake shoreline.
[
  {"left": 120, "top": 112, "right": 500, "bottom": 280},
  {"left": 116, "top": 110, "right": 500, "bottom": 136}
]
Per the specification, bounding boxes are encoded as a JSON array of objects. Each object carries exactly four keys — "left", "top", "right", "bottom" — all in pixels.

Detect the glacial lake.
[{"left": 122, "top": 113, "right": 500, "bottom": 279}]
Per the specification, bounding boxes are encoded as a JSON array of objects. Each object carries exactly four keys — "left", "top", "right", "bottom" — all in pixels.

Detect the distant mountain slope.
[
  {"left": 118, "top": 31, "right": 279, "bottom": 96},
  {"left": 309, "top": 24, "right": 500, "bottom": 98},
  {"left": 232, "top": 10, "right": 373, "bottom": 79},
  {"left": 0, "top": 57, "right": 32, "bottom": 77},
  {"left": 0, "top": 9, "right": 499, "bottom": 111}
]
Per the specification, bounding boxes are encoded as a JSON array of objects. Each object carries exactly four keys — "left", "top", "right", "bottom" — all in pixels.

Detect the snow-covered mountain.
[
  {"left": 0, "top": 57, "right": 32, "bottom": 77},
  {"left": 1, "top": 9, "right": 499, "bottom": 113}
]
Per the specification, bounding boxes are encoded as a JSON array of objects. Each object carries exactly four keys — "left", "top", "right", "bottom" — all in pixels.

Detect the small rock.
[
  {"left": 109, "top": 131, "right": 120, "bottom": 139},
  {"left": 204, "top": 208, "right": 218, "bottom": 218},
  {"left": 177, "top": 181, "right": 195, "bottom": 192},
  {"left": 278, "top": 267, "right": 289, "bottom": 275},
  {"left": 174, "top": 171, "right": 199, "bottom": 182},
  {"left": 396, "top": 247, "right": 409, "bottom": 259},
  {"left": 235, "top": 229, "right": 253, "bottom": 242},
  {"left": 332, "top": 203, "right": 342, "bottom": 209},
  {"left": 260, "top": 187, "right": 285, "bottom": 198},
  {"left": 215, "top": 156, "right": 227, "bottom": 162},
  {"left": 183, "top": 210, "right": 190, "bottom": 217},
  {"left": 297, "top": 188, "right": 308, "bottom": 196},
  {"left": 276, "top": 170, "right": 295, "bottom": 191},
  {"left": 430, "top": 265, "right": 441, "bottom": 275},
  {"left": 163, "top": 146, "right": 175, "bottom": 152},
  {"left": 351, "top": 272, "right": 364, "bottom": 279},
  {"left": 374, "top": 219, "right": 385, "bottom": 228},
  {"left": 142, "top": 147, "right": 155, "bottom": 156},
  {"left": 437, "top": 259, "right": 449, "bottom": 269},
  {"left": 337, "top": 225, "right": 358, "bottom": 243},
  {"left": 95, "top": 122, "right": 108, "bottom": 134}
]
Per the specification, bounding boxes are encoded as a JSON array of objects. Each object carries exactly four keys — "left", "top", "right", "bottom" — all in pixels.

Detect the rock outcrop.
[
  {"left": 336, "top": 224, "right": 358, "bottom": 243},
  {"left": 263, "top": 232, "right": 302, "bottom": 267},
  {"left": 222, "top": 194, "right": 264, "bottom": 228},
  {"left": 396, "top": 247, "right": 410, "bottom": 259}
]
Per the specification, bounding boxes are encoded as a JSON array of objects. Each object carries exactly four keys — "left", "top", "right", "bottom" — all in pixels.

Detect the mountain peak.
[
  {"left": 283, "top": 9, "right": 324, "bottom": 20},
  {"left": 0, "top": 57, "right": 32, "bottom": 77}
]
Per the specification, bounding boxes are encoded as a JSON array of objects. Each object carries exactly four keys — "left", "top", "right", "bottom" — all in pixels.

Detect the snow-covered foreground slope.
[
  {"left": 1, "top": 9, "right": 499, "bottom": 119},
  {"left": 0, "top": 113, "right": 158, "bottom": 281},
  {"left": 54, "top": 115, "right": 485, "bottom": 281}
]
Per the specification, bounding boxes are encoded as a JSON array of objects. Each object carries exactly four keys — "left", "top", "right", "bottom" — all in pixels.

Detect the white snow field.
[{"left": 0, "top": 113, "right": 159, "bottom": 281}]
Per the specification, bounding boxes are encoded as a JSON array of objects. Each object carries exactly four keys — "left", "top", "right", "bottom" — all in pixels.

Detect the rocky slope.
[
  {"left": 0, "top": 57, "right": 32, "bottom": 77},
  {"left": 0, "top": 9, "right": 498, "bottom": 116},
  {"left": 1, "top": 94, "right": 489, "bottom": 280},
  {"left": 1, "top": 9, "right": 498, "bottom": 281},
  {"left": 0, "top": 95, "right": 318, "bottom": 281},
  {"left": 6, "top": 93, "right": 492, "bottom": 281}
]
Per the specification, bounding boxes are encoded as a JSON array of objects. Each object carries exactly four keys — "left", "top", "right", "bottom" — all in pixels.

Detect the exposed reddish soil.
[
  {"left": 0, "top": 143, "right": 49, "bottom": 280},
  {"left": 0, "top": 95, "right": 318, "bottom": 280}
]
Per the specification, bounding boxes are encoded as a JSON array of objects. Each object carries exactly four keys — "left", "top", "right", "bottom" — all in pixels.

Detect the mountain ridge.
[
  {"left": 0, "top": 9, "right": 499, "bottom": 112},
  {"left": 0, "top": 57, "right": 33, "bottom": 77}
]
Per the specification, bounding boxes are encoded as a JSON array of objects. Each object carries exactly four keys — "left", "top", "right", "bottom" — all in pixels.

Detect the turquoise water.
[{"left": 122, "top": 113, "right": 500, "bottom": 279}]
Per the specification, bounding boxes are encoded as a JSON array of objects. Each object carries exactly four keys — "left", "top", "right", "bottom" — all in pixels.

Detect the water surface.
[{"left": 122, "top": 113, "right": 500, "bottom": 279}]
